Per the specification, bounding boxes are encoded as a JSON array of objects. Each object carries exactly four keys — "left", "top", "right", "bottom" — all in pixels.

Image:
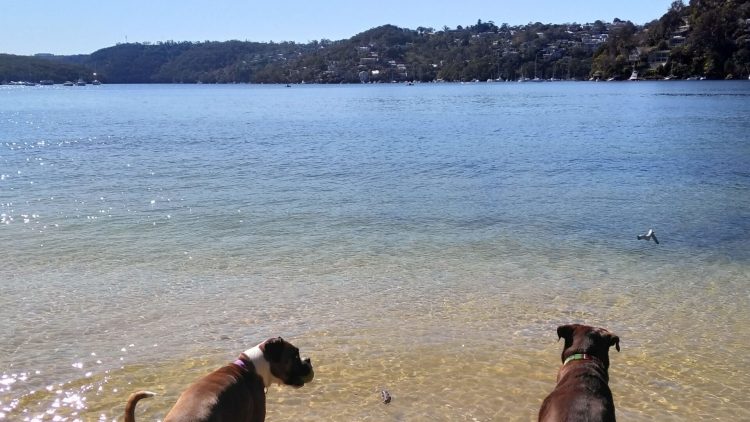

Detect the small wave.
[{"left": 654, "top": 92, "right": 750, "bottom": 97}]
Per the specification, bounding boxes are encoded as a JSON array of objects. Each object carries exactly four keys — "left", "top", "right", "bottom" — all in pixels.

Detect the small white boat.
[
  {"left": 628, "top": 70, "right": 639, "bottom": 81},
  {"left": 76, "top": 78, "right": 86, "bottom": 86}
]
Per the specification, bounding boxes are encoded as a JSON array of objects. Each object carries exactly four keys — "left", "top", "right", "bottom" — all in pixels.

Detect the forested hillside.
[
  {"left": 2, "top": 0, "right": 748, "bottom": 83},
  {"left": 0, "top": 54, "right": 92, "bottom": 83}
]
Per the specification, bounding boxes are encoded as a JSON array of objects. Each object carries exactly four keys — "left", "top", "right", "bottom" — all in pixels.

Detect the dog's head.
[
  {"left": 556, "top": 324, "right": 620, "bottom": 369},
  {"left": 260, "top": 337, "right": 314, "bottom": 388}
]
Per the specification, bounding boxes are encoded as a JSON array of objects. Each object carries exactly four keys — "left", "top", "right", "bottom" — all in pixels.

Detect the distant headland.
[{"left": 1, "top": 0, "right": 748, "bottom": 84}]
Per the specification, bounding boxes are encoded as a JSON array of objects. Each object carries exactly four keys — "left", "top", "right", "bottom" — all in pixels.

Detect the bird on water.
[{"left": 637, "top": 228, "right": 659, "bottom": 244}]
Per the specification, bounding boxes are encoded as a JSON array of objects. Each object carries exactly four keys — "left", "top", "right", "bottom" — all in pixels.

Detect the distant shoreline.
[
  {"left": 2, "top": 4, "right": 749, "bottom": 86},
  {"left": 3, "top": 78, "right": 746, "bottom": 86}
]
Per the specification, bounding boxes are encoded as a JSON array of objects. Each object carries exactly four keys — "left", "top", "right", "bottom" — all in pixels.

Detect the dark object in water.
[
  {"left": 637, "top": 228, "right": 659, "bottom": 244},
  {"left": 380, "top": 389, "right": 392, "bottom": 404}
]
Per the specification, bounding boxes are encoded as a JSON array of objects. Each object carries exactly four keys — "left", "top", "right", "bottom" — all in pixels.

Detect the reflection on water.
[{"left": 1, "top": 82, "right": 749, "bottom": 420}]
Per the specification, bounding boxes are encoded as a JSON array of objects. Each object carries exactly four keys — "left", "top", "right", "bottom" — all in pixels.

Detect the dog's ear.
[
  {"left": 557, "top": 325, "right": 575, "bottom": 343},
  {"left": 608, "top": 334, "right": 621, "bottom": 352},
  {"left": 262, "top": 337, "right": 285, "bottom": 362}
]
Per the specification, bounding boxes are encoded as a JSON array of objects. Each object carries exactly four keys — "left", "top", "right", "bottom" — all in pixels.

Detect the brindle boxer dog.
[
  {"left": 539, "top": 324, "right": 620, "bottom": 422},
  {"left": 124, "top": 337, "right": 313, "bottom": 422}
]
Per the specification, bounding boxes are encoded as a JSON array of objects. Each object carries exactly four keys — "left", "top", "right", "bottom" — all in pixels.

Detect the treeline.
[
  {"left": 2, "top": 0, "right": 748, "bottom": 83},
  {"left": 0, "top": 53, "right": 91, "bottom": 83},
  {"left": 669, "top": 0, "right": 750, "bottom": 78},
  {"left": 594, "top": 0, "right": 750, "bottom": 79}
]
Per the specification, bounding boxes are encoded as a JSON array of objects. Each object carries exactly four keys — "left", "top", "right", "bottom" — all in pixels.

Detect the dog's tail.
[{"left": 124, "top": 391, "right": 155, "bottom": 422}]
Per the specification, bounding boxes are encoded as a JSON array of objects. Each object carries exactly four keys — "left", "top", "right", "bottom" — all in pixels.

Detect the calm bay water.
[{"left": 1, "top": 82, "right": 749, "bottom": 421}]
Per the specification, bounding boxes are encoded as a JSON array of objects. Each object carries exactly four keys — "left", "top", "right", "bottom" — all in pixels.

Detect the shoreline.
[{"left": 2, "top": 78, "right": 747, "bottom": 86}]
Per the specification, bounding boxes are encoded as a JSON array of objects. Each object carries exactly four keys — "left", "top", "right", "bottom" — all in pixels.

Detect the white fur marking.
[{"left": 243, "top": 345, "right": 283, "bottom": 388}]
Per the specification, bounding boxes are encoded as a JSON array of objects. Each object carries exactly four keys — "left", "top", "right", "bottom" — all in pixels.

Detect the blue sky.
[{"left": 1, "top": 0, "right": 676, "bottom": 56}]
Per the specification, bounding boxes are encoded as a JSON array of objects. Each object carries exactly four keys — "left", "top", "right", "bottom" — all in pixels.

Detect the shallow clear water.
[{"left": 1, "top": 82, "right": 749, "bottom": 421}]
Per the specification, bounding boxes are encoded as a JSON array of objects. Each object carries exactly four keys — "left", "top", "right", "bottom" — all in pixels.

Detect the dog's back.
[
  {"left": 538, "top": 359, "right": 615, "bottom": 422},
  {"left": 539, "top": 324, "right": 620, "bottom": 422},
  {"left": 163, "top": 363, "right": 266, "bottom": 421}
]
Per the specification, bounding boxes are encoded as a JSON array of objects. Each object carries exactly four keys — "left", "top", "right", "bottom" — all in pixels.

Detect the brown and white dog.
[
  {"left": 539, "top": 324, "right": 620, "bottom": 422},
  {"left": 124, "top": 337, "right": 314, "bottom": 422}
]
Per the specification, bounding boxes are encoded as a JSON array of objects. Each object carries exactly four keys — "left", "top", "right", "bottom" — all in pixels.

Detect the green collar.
[{"left": 563, "top": 353, "right": 595, "bottom": 366}]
